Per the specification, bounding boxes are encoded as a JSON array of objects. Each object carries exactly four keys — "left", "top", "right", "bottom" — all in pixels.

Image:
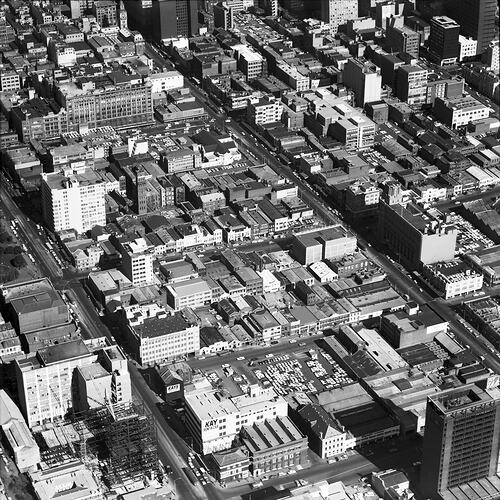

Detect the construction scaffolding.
[{"left": 64, "top": 401, "right": 159, "bottom": 488}]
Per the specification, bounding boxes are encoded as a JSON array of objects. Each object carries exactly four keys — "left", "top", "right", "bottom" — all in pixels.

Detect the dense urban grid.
[{"left": 0, "top": 1, "right": 499, "bottom": 500}]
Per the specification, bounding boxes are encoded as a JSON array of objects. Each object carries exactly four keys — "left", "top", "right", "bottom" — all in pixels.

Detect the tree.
[{"left": 11, "top": 255, "right": 26, "bottom": 268}]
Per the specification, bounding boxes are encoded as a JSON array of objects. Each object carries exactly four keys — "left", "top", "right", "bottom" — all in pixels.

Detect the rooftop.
[
  {"left": 37, "top": 340, "right": 92, "bottom": 367},
  {"left": 133, "top": 312, "right": 191, "bottom": 339}
]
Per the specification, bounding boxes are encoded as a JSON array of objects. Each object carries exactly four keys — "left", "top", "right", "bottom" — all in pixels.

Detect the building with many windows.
[
  {"left": 420, "top": 385, "right": 500, "bottom": 499},
  {"left": 433, "top": 95, "right": 491, "bottom": 129},
  {"left": 92, "top": 0, "right": 117, "bottom": 26},
  {"left": 396, "top": 65, "right": 428, "bottom": 106},
  {"left": 41, "top": 168, "right": 107, "bottom": 234},
  {"left": 248, "top": 96, "right": 284, "bottom": 125},
  {"left": 185, "top": 383, "right": 288, "bottom": 454},
  {"left": 452, "top": 0, "right": 497, "bottom": 53},
  {"left": 422, "top": 260, "right": 484, "bottom": 299},
  {"left": 343, "top": 59, "right": 382, "bottom": 108},
  {"left": 15, "top": 340, "right": 131, "bottom": 428},
  {"left": 378, "top": 201, "right": 458, "bottom": 270},
  {"left": 166, "top": 278, "right": 213, "bottom": 310},
  {"left": 119, "top": 237, "right": 155, "bottom": 286},
  {"left": 321, "top": 0, "right": 358, "bottom": 35},
  {"left": 122, "top": 305, "right": 200, "bottom": 365},
  {"left": 386, "top": 24, "right": 420, "bottom": 58},
  {"left": 55, "top": 78, "right": 153, "bottom": 131},
  {"left": 428, "top": 16, "right": 460, "bottom": 65},
  {"left": 241, "top": 416, "right": 308, "bottom": 477},
  {"left": 11, "top": 98, "right": 68, "bottom": 143}
]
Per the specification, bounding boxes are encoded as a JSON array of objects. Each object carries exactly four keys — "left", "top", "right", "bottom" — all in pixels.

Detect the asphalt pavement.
[{"left": 434, "top": 185, "right": 500, "bottom": 211}]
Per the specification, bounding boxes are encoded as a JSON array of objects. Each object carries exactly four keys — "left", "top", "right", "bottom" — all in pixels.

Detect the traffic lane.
[
  {"left": 362, "top": 246, "right": 432, "bottom": 305},
  {"left": 66, "top": 286, "right": 114, "bottom": 342},
  {"left": 435, "top": 185, "right": 500, "bottom": 210},
  {"left": 0, "top": 183, "right": 61, "bottom": 278},
  {"left": 230, "top": 126, "right": 338, "bottom": 225},
  {"left": 224, "top": 444, "right": 420, "bottom": 499},
  {"left": 128, "top": 362, "right": 207, "bottom": 500},
  {"left": 428, "top": 300, "right": 500, "bottom": 372}
]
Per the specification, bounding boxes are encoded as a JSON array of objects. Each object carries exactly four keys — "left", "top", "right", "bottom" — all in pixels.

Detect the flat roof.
[
  {"left": 37, "top": 340, "right": 91, "bottom": 366},
  {"left": 167, "top": 278, "right": 211, "bottom": 298},
  {"left": 133, "top": 312, "right": 190, "bottom": 339}
]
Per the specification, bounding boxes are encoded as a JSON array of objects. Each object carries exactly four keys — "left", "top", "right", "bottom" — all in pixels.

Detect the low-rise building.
[
  {"left": 2, "top": 278, "right": 70, "bottom": 335},
  {"left": 241, "top": 416, "right": 308, "bottom": 477},
  {"left": 0, "top": 390, "right": 40, "bottom": 472},
  {"left": 433, "top": 95, "right": 491, "bottom": 129},
  {"left": 207, "top": 448, "right": 250, "bottom": 484},
  {"left": 30, "top": 461, "right": 103, "bottom": 500},
  {"left": 380, "top": 304, "right": 448, "bottom": 348},
  {"left": 293, "top": 404, "right": 347, "bottom": 459},
  {"left": 185, "top": 383, "right": 288, "bottom": 454},
  {"left": 292, "top": 228, "right": 357, "bottom": 266},
  {"left": 422, "top": 260, "right": 483, "bottom": 299},
  {"left": 64, "top": 239, "right": 103, "bottom": 271},
  {"left": 465, "top": 245, "right": 500, "bottom": 286},
  {"left": 166, "top": 278, "right": 213, "bottom": 311},
  {"left": 122, "top": 305, "right": 200, "bottom": 365}
]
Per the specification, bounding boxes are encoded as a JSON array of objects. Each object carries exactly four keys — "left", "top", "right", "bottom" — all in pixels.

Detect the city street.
[{"left": 1, "top": 38, "right": 499, "bottom": 500}]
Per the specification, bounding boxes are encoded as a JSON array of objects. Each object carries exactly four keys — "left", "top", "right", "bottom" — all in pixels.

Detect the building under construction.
[{"left": 38, "top": 401, "right": 158, "bottom": 488}]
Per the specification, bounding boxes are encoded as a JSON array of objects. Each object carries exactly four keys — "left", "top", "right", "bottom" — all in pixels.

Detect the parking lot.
[
  {"left": 448, "top": 213, "right": 495, "bottom": 254},
  {"left": 250, "top": 349, "right": 352, "bottom": 397}
]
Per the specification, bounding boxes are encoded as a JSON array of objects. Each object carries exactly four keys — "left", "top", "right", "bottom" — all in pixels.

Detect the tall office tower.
[
  {"left": 152, "top": 0, "right": 199, "bottom": 40},
  {"left": 420, "top": 385, "right": 500, "bottom": 500},
  {"left": 452, "top": 0, "right": 497, "bottom": 54},
  {"left": 395, "top": 65, "right": 428, "bottom": 106},
  {"left": 41, "top": 169, "right": 107, "bottom": 234},
  {"left": 122, "top": 0, "right": 153, "bottom": 37},
  {"left": 214, "top": 2, "right": 234, "bottom": 30},
  {"left": 321, "top": 0, "right": 358, "bottom": 35},
  {"left": 343, "top": 58, "right": 382, "bottom": 107},
  {"left": 261, "top": 0, "right": 278, "bottom": 16},
  {"left": 428, "top": 16, "right": 460, "bottom": 65}
]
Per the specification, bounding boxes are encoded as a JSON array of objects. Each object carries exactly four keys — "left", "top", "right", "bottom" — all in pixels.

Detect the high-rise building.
[
  {"left": 386, "top": 24, "right": 421, "bottom": 58},
  {"left": 41, "top": 168, "right": 107, "bottom": 234},
  {"left": 428, "top": 16, "right": 461, "bottom": 65},
  {"left": 420, "top": 385, "right": 500, "bottom": 499},
  {"left": 395, "top": 65, "right": 428, "bottom": 106},
  {"left": 343, "top": 58, "right": 382, "bottom": 107},
  {"left": 122, "top": 0, "right": 153, "bottom": 36},
  {"left": 483, "top": 40, "right": 499, "bottom": 73},
  {"left": 15, "top": 340, "right": 131, "bottom": 428},
  {"left": 214, "top": 2, "right": 234, "bottom": 30},
  {"left": 92, "top": 0, "right": 118, "bottom": 27},
  {"left": 321, "top": 0, "right": 358, "bottom": 35},
  {"left": 119, "top": 238, "right": 155, "bottom": 286},
  {"left": 378, "top": 200, "right": 458, "bottom": 270},
  {"left": 452, "top": 0, "right": 496, "bottom": 54},
  {"left": 151, "top": 0, "right": 199, "bottom": 40}
]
